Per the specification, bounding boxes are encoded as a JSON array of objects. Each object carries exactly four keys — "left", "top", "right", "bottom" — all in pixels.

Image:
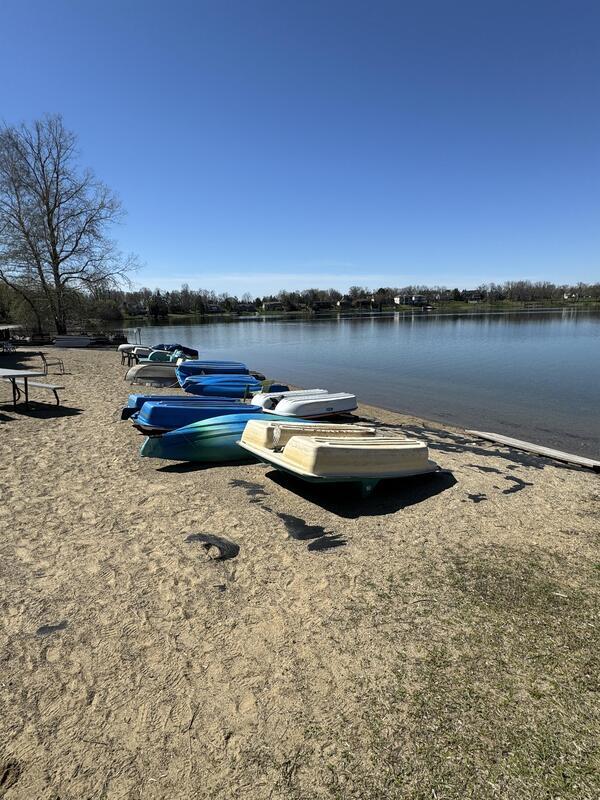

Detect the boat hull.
[
  {"left": 121, "top": 393, "right": 239, "bottom": 419},
  {"left": 133, "top": 401, "right": 261, "bottom": 432},
  {"left": 140, "top": 412, "right": 307, "bottom": 462}
]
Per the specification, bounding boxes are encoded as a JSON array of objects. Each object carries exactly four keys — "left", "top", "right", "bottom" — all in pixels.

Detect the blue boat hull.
[
  {"left": 133, "top": 401, "right": 261, "bottom": 431},
  {"left": 122, "top": 393, "right": 239, "bottom": 419},
  {"left": 140, "top": 412, "right": 307, "bottom": 462},
  {"left": 181, "top": 374, "right": 262, "bottom": 396}
]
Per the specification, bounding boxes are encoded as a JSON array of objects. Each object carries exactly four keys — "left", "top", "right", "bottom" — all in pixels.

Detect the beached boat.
[
  {"left": 53, "top": 335, "right": 95, "bottom": 347},
  {"left": 151, "top": 343, "right": 199, "bottom": 359},
  {"left": 263, "top": 392, "right": 358, "bottom": 418},
  {"left": 175, "top": 360, "right": 250, "bottom": 381},
  {"left": 239, "top": 421, "right": 439, "bottom": 495},
  {"left": 132, "top": 400, "right": 261, "bottom": 433},
  {"left": 181, "top": 374, "right": 288, "bottom": 398},
  {"left": 125, "top": 363, "right": 179, "bottom": 386},
  {"left": 241, "top": 420, "right": 376, "bottom": 448},
  {"left": 145, "top": 349, "right": 177, "bottom": 362},
  {"left": 251, "top": 388, "right": 328, "bottom": 410},
  {"left": 121, "top": 393, "right": 240, "bottom": 419},
  {"left": 140, "top": 412, "right": 308, "bottom": 462}
]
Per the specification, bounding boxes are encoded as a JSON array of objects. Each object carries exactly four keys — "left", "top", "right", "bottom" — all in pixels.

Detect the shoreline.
[{"left": 1, "top": 347, "right": 599, "bottom": 798}]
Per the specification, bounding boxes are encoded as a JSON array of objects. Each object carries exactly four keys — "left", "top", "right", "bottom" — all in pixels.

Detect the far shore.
[{"left": 1, "top": 346, "right": 599, "bottom": 799}]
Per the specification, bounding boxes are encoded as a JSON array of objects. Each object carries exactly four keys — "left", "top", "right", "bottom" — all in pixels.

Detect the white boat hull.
[
  {"left": 252, "top": 389, "right": 328, "bottom": 410},
  {"left": 263, "top": 392, "right": 357, "bottom": 418},
  {"left": 125, "top": 363, "right": 178, "bottom": 385}
]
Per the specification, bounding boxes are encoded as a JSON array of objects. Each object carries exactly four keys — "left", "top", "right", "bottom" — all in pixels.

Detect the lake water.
[{"left": 122, "top": 310, "right": 600, "bottom": 458}]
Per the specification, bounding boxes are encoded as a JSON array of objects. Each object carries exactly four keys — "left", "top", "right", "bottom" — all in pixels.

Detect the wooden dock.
[{"left": 466, "top": 430, "right": 600, "bottom": 472}]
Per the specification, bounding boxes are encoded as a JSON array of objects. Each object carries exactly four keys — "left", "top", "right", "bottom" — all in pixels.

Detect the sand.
[{"left": 0, "top": 348, "right": 598, "bottom": 799}]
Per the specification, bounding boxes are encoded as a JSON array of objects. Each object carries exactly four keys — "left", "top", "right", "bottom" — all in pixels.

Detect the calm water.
[{"left": 122, "top": 310, "right": 600, "bottom": 458}]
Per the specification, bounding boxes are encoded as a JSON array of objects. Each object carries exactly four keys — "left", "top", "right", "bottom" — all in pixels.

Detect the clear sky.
[{"left": 2, "top": 0, "right": 599, "bottom": 294}]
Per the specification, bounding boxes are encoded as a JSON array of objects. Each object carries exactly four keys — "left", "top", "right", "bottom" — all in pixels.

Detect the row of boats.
[{"left": 118, "top": 342, "right": 440, "bottom": 496}]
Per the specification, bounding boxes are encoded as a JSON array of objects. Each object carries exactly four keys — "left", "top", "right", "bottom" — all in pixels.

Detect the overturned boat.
[
  {"left": 182, "top": 374, "right": 289, "bottom": 398},
  {"left": 251, "top": 388, "right": 328, "bottom": 410},
  {"left": 263, "top": 392, "right": 358, "bottom": 418},
  {"left": 132, "top": 400, "right": 261, "bottom": 433},
  {"left": 140, "top": 412, "right": 307, "bottom": 462},
  {"left": 239, "top": 421, "right": 439, "bottom": 496},
  {"left": 121, "top": 392, "right": 239, "bottom": 419},
  {"left": 125, "top": 363, "right": 179, "bottom": 386},
  {"left": 175, "top": 360, "right": 250, "bottom": 382}
]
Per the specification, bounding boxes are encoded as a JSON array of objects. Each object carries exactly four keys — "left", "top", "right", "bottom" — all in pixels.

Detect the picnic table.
[{"left": 0, "top": 368, "right": 46, "bottom": 408}]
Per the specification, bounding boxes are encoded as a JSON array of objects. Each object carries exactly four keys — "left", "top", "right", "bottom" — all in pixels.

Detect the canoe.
[
  {"left": 239, "top": 421, "right": 439, "bottom": 496},
  {"left": 176, "top": 360, "right": 250, "bottom": 381},
  {"left": 133, "top": 400, "right": 261, "bottom": 432},
  {"left": 263, "top": 392, "right": 358, "bottom": 418},
  {"left": 121, "top": 393, "right": 240, "bottom": 419},
  {"left": 125, "top": 363, "right": 179, "bottom": 386},
  {"left": 140, "top": 412, "right": 308, "bottom": 462},
  {"left": 251, "top": 389, "right": 328, "bottom": 410}
]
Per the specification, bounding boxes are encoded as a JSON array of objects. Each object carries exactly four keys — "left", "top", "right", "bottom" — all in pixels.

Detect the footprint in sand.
[
  {"left": 185, "top": 533, "right": 240, "bottom": 560},
  {"left": 36, "top": 620, "right": 68, "bottom": 637}
]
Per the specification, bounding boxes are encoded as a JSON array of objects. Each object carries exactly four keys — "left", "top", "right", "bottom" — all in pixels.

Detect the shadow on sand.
[
  {"left": 0, "top": 403, "right": 82, "bottom": 420},
  {"left": 156, "top": 458, "right": 253, "bottom": 473},
  {"left": 265, "top": 469, "right": 457, "bottom": 519},
  {"left": 368, "top": 419, "right": 587, "bottom": 475}
]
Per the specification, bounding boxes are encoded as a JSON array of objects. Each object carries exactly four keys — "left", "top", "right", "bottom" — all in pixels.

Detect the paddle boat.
[
  {"left": 263, "top": 392, "right": 358, "bottom": 418},
  {"left": 251, "top": 388, "right": 328, "bottom": 410},
  {"left": 132, "top": 400, "right": 261, "bottom": 433},
  {"left": 140, "top": 411, "right": 309, "bottom": 462},
  {"left": 238, "top": 420, "right": 440, "bottom": 496}
]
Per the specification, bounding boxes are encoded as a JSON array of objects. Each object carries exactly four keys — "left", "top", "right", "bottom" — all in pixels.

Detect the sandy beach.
[{"left": 1, "top": 347, "right": 598, "bottom": 799}]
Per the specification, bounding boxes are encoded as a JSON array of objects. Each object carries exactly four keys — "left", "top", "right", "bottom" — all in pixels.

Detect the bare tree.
[{"left": 0, "top": 114, "right": 135, "bottom": 334}]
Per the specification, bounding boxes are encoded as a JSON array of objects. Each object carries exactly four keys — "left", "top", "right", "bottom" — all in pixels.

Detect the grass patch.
[{"left": 312, "top": 547, "right": 600, "bottom": 799}]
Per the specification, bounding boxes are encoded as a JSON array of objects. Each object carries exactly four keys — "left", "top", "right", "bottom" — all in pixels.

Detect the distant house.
[
  {"left": 394, "top": 295, "right": 427, "bottom": 306},
  {"left": 312, "top": 301, "right": 333, "bottom": 311},
  {"left": 237, "top": 302, "right": 256, "bottom": 312},
  {"left": 563, "top": 292, "right": 578, "bottom": 300},
  {"left": 207, "top": 304, "right": 223, "bottom": 313},
  {"left": 434, "top": 291, "right": 454, "bottom": 302},
  {"left": 352, "top": 298, "right": 372, "bottom": 309},
  {"left": 462, "top": 291, "right": 483, "bottom": 303},
  {"left": 336, "top": 297, "right": 351, "bottom": 309},
  {"left": 121, "top": 301, "right": 146, "bottom": 316},
  {"left": 262, "top": 301, "right": 283, "bottom": 311}
]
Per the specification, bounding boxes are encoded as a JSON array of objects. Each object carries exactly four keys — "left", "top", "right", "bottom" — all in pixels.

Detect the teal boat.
[{"left": 140, "top": 412, "right": 307, "bottom": 463}]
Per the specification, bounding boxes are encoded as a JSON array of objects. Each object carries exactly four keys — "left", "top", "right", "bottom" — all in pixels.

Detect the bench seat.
[{"left": 3, "top": 377, "right": 64, "bottom": 405}]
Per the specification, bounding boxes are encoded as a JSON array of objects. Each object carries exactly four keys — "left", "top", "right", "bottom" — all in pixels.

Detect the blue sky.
[{"left": 2, "top": 0, "right": 599, "bottom": 294}]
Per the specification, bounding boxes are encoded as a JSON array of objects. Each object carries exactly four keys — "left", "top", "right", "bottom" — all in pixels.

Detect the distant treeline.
[{"left": 1, "top": 280, "right": 599, "bottom": 331}]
